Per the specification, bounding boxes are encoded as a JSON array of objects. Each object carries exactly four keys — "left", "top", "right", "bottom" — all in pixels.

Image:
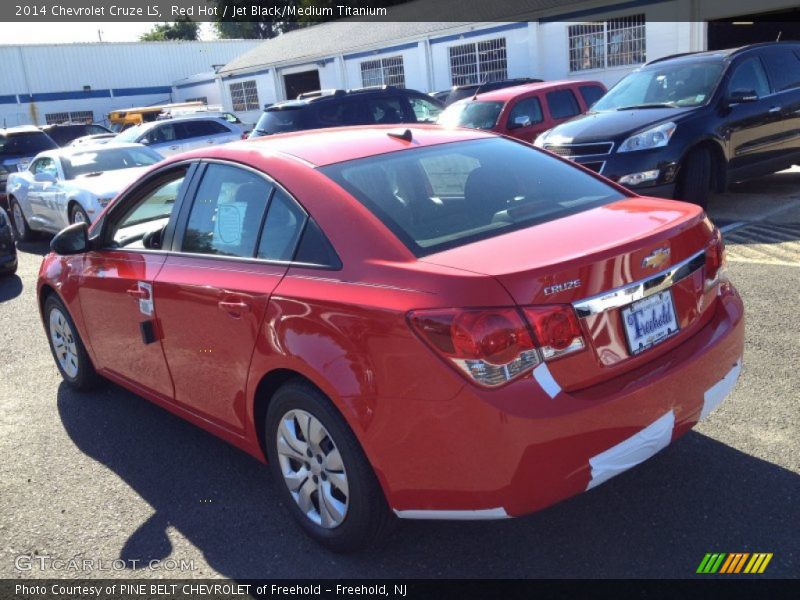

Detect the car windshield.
[
  {"left": 252, "top": 107, "right": 307, "bottom": 135},
  {"left": 438, "top": 101, "right": 504, "bottom": 130},
  {"left": 321, "top": 137, "right": 625, "bottom": 256},
  {"left": 115, "top": 124, "right": 148, "bottom": 143},
  {"left": 62, "top": 147, "right": 161, "bottom": 179},
  {"left": 0, "top": 132, "right": 58, "bottom": 156},
  {"left": 592, "top": 60, "right": 725, "bottom": 111}
]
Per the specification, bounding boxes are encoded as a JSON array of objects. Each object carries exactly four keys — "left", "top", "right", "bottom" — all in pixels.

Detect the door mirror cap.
[
  {"left": 728, "top": 89, "right": 758, "bottom": 104},
  {"left": 139, "top": 137, "right": 151, "bottom": 145},
  {"left": 34, "top": 171, "right": 57, "bottom": 183},
  {"left": 50, "top": 222, "right": 90, "bottom": 255},
  {"left": 509, "top": 115, "right": 532, "bottom": 130}
]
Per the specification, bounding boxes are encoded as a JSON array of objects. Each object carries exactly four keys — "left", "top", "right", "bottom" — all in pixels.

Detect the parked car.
[
  {"left": 439, "top": 80, "right": 607, "bottom": 143},
  {"left": 38, "top": 125, "right": 743, "bottom": 552},
  {"left": 0, "top": 207, "right": 17, "bottom": 276},
  {"left": 69, "top": 133, "right": 118, "bottom": 147},
  {"left": 158, "top": 110, "right": 252, "bottom": 137},
  {"left": 249, "top": 86, "right": 443, "bottom": 137},
  {"left": 535, "top": 42, "right": 800, "bottom": 207},
  {"left": 113, "top": 116, "right": 243, "bottom": 157},
  {"left": 443, "top": 77, "right": 544, "bottom": 105},
  {"left": 1, "top": 126, "right": 58, "bottom": 209},
  {"left": 6, "top": 143, "right": 162, "bottom": 240},
  {"left": 429, "top": 90, "right": 451, "bottom": 103},
  {"left": 40, "top": 123, "right": 114, "bottom": 147}
]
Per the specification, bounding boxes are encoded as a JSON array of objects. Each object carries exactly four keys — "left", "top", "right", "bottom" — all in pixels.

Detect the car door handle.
[
  {"left": 169, "top": 145, "right": 180, "bottom": 150},
  {"left": 768, "top": 106, "right": 782, "bottom": 113},
  {"left": 206, "top": 139, "right": 215, "bottom": 144},
  {"left": 126, "top": 288, "right": 148, "bottom": 300},
  {"left": 218, "top": 300, "right": 251, "bottom": 316}
]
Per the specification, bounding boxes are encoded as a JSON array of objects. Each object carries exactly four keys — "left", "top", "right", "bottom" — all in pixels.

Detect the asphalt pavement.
[{"left": 1, "top": 171, "right": 798, "bottom": 579}]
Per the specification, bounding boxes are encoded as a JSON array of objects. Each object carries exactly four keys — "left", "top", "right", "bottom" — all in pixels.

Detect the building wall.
[
  {"left": 0, "top": 40, "right": 260, "bottom": 127},
  {"left": 173, "top": 77, "right": 221, "bottom": 105}
]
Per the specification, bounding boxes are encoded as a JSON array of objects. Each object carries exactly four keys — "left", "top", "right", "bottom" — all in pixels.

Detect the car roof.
[
  {"left": 0, "top": 125, "right": 46, "bottom": 135},
  {"left": 646, "top": 41, "right": 800, "bottom": 66},
  {"left": 135, "top": 115, "right": 228, "bottom": 132},
  {"left": 37, "top": 142, "right": 146, "bottom": 159},
  {"left": 267, "top": 86, "right": 426, "bottom": 111},
  {"left": 465, "top": 79, "right": 604, "bottom": 103},
  {"left": 179, "top": 125, "right": 492, "bottom": 168}
]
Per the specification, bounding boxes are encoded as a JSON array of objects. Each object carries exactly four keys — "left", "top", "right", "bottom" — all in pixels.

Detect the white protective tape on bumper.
[
  {"left": 586, "top": 410, "right": 675, "bottom": 490},
  {"left": 393, "top": 507, "right": 509, "bottom": 520},
  {"left": 533, "top": 363, "right": 561, "bottom": 398},
  {"left": 700, "top": 360, "right": 742, "bottom": 420}
]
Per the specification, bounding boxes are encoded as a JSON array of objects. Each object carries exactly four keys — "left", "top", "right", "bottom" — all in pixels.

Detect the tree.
[{"left": 140, "top": 18, "right": 200, "bottom": 41}]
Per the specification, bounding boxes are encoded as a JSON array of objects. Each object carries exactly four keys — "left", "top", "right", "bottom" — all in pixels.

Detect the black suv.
[
  {"left": 443, "top": 77, "right": 544, "bottom": 105},
  {"left": 535, "top": 42, "right": 800, "bottom": 207},
  {"left": 249, "top": 86, "right": 444, "bottom": 137},
  {"left": 40, "top": 122, "right": 114, "bottom": 147},
  {"left": 1, "top": 126, "right": 58, "bottom": 208}
]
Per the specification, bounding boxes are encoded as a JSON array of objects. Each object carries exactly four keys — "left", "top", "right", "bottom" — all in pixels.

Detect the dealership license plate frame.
[{"left": 621, "top": 289, "right": 680, "bottom": 356}]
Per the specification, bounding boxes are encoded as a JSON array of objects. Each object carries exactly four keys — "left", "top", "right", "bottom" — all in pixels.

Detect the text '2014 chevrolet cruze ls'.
[{"left": 38, "top": 125, "right": 744, "bottom": 552}]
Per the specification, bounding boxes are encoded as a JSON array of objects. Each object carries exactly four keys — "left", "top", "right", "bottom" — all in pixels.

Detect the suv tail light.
[
  {"left": 705, "top": 228, "right": 728, "bottom": 291},
  {"left": 408, "top": 305, "right": 585, "bottom": 388}
]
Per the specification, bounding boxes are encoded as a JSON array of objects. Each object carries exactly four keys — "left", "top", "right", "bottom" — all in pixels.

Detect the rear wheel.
[
  {"left": 70, "top": 204, "right": 90, "bottom": 226},
  {"left": 10, "top": 199, "right": 33, "bottom": 242},
  {"left": 265, "top": 380, "right": 394, "bottom": 553},
  {"left": 44, "top": 295, "right": 101, "bottom": 390},
  {"left": 677, "top": 147, "right": 711, "bottom": 209}
]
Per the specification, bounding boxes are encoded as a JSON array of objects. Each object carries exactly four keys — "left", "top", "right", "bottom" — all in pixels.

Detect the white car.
[
  {"left": 6, "top": 143, "right": 162, "bottom": 240},
  {"left": 69, "top": 133, "right": 118, "bottom": 147},
  {"left": 112, "top": 115, "right": 243, "bottom": 157}
]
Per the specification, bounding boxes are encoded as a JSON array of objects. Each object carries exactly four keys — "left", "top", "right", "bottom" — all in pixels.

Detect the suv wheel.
[
  {"left": 677, "top": 147, "right": 711, "bottom": 209},
  {"left": 265, "top": 380, "right": 394, "bottom": 552}
]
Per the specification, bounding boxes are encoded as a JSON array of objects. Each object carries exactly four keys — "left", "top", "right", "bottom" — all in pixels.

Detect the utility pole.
[{"left": 97, "top": 29, "right": 103, "bottom": 42}]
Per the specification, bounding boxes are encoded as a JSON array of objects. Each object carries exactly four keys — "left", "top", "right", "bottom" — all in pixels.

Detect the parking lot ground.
[{"left": 1, "top": 172, "right": 798, "bottom": 579}]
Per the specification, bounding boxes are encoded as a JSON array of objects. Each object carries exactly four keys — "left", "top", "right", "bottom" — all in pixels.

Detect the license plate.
[{"left": 621, "top": 290, "right": 679, "bottom": 355}]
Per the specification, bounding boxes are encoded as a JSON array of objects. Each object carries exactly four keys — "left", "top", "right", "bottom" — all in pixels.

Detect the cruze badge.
[
  {"left": 642, "top": 247, "right": 670, "bottom": 270},
  {"left": 543, "top": 279, "right": 582, "bottom": 296}
]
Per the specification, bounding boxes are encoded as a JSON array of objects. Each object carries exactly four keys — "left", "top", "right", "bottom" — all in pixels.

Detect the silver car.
[
  {"left": 6, "top": 143, "right": 162, "bottom": 240},
  {"left": 113, "top": 115, "right": 243, "bottom": 157}
]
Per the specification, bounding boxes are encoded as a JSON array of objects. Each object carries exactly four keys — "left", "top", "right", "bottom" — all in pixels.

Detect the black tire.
[
  {"left": 43, "top": 294, "right": 101, "bottom": 391},
  {"left": 70, "top": 204, "right": 90, "bottom": 226},
  {"left": 677, "top": 147, "right": 712, "bottom": 209},
  {"left": 265, "top": 380, "right": 394, "bottom": 553},
  {"left": 9, "top": 199, "right": 33, "bottom": 242},
  {"left": 2, "top": 261, "right": 17, "bottom": 276}
]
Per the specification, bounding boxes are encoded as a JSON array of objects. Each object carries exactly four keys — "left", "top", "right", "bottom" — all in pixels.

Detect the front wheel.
[
  {"left": 265, "top": 380, "right": 394, "bottom": 553},
  {"left": 10, "top": 199, "right": 33, "bottom": 242},
  {"left": 70, "top": 204, "right": 90, "bottom": 226},
  {"left": 677, "top": 147, "right": 712, "bottom": 209},
  {"left": 44, "top": 295, "right": 101, "bottom": 390}
]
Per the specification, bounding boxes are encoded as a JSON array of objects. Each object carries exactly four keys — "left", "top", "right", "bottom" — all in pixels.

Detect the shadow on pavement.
[
  {"left": 57, "top": 382, "right": 800, "bottom": 579},
  {"left": 0, "top": 274, "right": 23, "bottom": 302},
  {"left": 16, "top": 238, "right": 51, "bottom": 257}
]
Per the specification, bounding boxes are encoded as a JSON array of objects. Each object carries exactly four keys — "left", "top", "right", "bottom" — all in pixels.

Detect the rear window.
[
  {"left": 253, "top": 107, "right": 308, "bottom": 135},
  {"left": 0, "top": 132, "right": 57, "bottom": 156},
  {"left": 321, "top": 137, "right": 625, "bottom": 256}
]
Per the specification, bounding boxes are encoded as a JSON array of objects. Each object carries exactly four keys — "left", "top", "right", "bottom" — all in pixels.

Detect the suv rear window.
[
  {"left": 0, "top": 132, "right": 57, "bottom": 156},
  {"left": 253, "top": 107, "right": 309, "bottom": 135},
  {"left": 321, "top": 137, "right": 625, "bottom": 256}
]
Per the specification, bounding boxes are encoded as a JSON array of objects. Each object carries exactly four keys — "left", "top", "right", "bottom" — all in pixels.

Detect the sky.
[{"left": 0, "top": 22, "right": 217, "bottom": 44}]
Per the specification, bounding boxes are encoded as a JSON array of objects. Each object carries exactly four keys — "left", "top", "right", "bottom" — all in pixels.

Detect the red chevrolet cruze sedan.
[{"left": 38, "top": 125, "right": 743, "bottom": 552}]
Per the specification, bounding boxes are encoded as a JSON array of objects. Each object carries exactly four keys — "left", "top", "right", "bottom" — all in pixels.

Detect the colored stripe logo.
[{"left": 697, "top": 553, "right": 773, "bottom": 574}]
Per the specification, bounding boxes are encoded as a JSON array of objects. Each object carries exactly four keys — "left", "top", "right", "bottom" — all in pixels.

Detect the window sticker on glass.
[{"left": 215, "top": 204, "right": 244, "bottom": 246}]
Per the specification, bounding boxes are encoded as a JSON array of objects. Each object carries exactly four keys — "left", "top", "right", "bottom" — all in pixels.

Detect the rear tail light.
[
  {"left": 408, "top": 305, "right": 585, "bottom": 388},
  {"left": 705, "top": 228, "right": 728, "bottom": 291}
]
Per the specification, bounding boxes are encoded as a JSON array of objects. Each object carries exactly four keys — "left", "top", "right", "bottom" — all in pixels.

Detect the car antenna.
[
  {"left": 387, "top": 129, "right": 413, "bottom": 142},
  {"left": 471, "top": 75, "right": 489, "bottom": 102},
  {"left": 776, "top": 31, "right": 782, "bottom": 41}
]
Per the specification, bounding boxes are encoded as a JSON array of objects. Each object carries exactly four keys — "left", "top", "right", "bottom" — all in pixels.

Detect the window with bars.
[
  {"left": 449, "top": 37, "right": 508, "bottom": 86},
  {"left": 45, "top": 110, "right": 94, "bottom": 124},
  {"left": 185, "top": 96, "right": 208, "bottom": 104},
  {"left": 569, "top": 15, "right": 646, "bottom": 72},
  {"left": 229, "top": 80, "right": 260, "bottom": 112},
  {"left": 360, "top": 56, "right": 406, "bottom": 88}
]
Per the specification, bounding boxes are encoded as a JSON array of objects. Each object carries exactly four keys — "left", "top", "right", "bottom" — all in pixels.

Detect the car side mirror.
[
  {"left": 34, "top": 172, "right": 57, "bottom": 183},
  {"left": 139, "top": 137, "right": 151, "bottom": 145},
  {"left": 509, "top": 115, "right": 532, "bottom": 130},
  {"left": 51, "top": 222, "right": 90, "bottom": 255},
  {"left": 727, "top": 89, "right": 758, "bottom": 105}
]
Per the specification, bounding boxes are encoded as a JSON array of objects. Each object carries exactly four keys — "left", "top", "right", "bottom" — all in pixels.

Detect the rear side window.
[
  {"left": 546, "top": 89, "right": 581, "bottom": 119},
  {"left": 366, "top": 97, "right": 405, "bottom": 124},
  {"left": 508, "top": 97, "right": 543, "bottom": 127},
  {"left": 321, "top": 137, "right": 625, "bottom": 256},
  {"left": 0, "top": 132, "right": 57, "bottom": 156},
  {"left": 761, "top": 48, "right": 800, "bottom": 92},
  {"left": 178, "top": 120, "right": 229, "bottom": 138},
  {"left": 253, "top": 108, "right": 308, "bottom": 135},
  {"left": 579, "top": 85, "right": 605, "bottom": 108},
  {"left": 181, "top": 164, "right": 273, "bottom": 258},
  {"left": 728, "top": 58, "right": 771, "bottom": 98},
  {"left": 257, "top": 189, "right": 306, "bottom": 261}
]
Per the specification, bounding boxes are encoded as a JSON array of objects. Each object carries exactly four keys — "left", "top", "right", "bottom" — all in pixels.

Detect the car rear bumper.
[{"left": 373, "top": 285, "right": 744, "bottom": 518}]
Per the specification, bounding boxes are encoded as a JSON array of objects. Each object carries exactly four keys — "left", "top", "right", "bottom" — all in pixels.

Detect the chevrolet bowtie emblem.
[{"left": 642, "top": 247, "right": 670, "bottom": 269}]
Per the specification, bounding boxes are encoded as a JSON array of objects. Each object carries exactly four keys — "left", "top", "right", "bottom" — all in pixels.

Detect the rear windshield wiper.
[{"left": 616, "top": 103, "right": 677, "bottom": 110}]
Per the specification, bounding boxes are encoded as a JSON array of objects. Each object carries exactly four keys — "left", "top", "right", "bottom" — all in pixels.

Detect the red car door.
[
  {"left": 502, "top": 95, "right": 547, "bottom": 143},
  {"left": 77, "top": 167, "right": 190, "bottom": 399},
  {"left": 153, "top": 162, "right": 307, "bottom": 434}
]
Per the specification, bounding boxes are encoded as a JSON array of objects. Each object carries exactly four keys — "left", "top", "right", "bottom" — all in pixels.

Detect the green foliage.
[{"left": 140, "top": 18, "right": 200, "bottom": 41}]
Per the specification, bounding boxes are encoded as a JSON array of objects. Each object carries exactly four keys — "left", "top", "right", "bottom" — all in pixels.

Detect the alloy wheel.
[
  {"left": 49, "top": 308, "right": 79, "bottom": 379},
  {"left": 12, "top": 203, "right": 26, "bottom": 236},
  {"left": 276, "top": 409, "right": 349, "bottom": 529}
]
